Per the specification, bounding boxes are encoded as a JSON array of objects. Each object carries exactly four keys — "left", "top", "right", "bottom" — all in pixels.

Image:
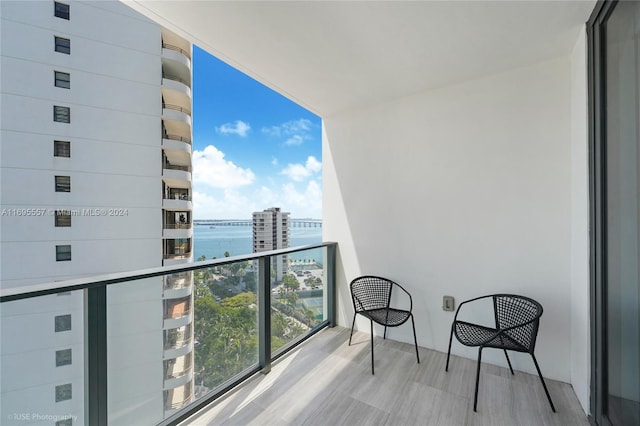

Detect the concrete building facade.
[
  {"left": 252, "top": 207, "right": 290, "bottom": 282},
  {"left": 0, "top": 1, "right": 193, "bottom": 423}
]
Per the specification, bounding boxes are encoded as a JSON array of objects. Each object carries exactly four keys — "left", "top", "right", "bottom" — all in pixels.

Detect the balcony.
[
  {"left": 162, "top": 103, "right": 191, "bottom": 126},
  {"left": 163, "top": 194, "right": 192, "bottom": 211},
  {"left": 162, "top": 163, "right": 191, "bottom": 184},
  {"left": 162, "top": 42, "right": 191, "bottom": 68},
  {"left": 162, "top": 135, "right": 192, "bottom": 156},
  {"left": 164, "top": 272, "right": 192, "bottom": 299},
  {"left": 162, "top": 73, "right": 191, "bottom": 97},
  {"left": 0, "top": 244, "right": 336, "bottom": 425},
  {"left": 163, "top": 224, "right": 193, "bottom": 240},
  {"left": 164, "top": 324, "right": 192, "bottom": 350}
]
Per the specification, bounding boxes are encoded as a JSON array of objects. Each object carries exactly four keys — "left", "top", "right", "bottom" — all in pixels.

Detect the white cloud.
[
  {"left": 192, "top": 181, "right": 321, "bottom": 220},
  {"left": 192, "top": 145, "right": 255, "bottom": 188},
  {"left": 271, "top": 157, "right": 279, "bottom": 166},
  {"left": 216, "top": 120, "right": 251, "bottom": 137},
  {"left": 281, "top": 156, "right": 322, "bottom": 182},
  {"left": 280, "top": 180, "right": 322, "bottom": 218},
  {"left": 193, "top": 189, "right": 254, "bottom": 220},
  {"left": 284, "top": 135, "right": 304, "bottom": 146},
  {"left": 262, "top": 118, "right": 314, "bottom": 145}
]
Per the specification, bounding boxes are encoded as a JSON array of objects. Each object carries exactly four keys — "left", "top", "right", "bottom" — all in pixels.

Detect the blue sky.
[{"left": 192, "top": 46, "right": 322, "bottom": 220}]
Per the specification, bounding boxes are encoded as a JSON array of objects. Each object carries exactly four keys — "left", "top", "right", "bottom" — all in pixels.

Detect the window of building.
[
  {"left": 54, "top": 314, "right": 71, "bottom": 331},
  {"left": 55, "top": 176, "right": 70, "bottom": 192},
  {"left": 56, "top": 419, "right": 72, "bottom": 426},
  {"left": 55, "top": 383, "right": 72, "bottom": 402},
  {"left": 56, "top": 349, "right": 72, "bottom": 367},
  {"left": 54, "top": 71, "right": 70, "bottom": 89},
  {"left": 54, "top": 2, "right": 70, "bottom": 20},
  {"left": 55, "top": 245, "right": 71, "bottom": 262},
  {"left": 53, "top": 105, "right": 70, "bottom": 123},
  {"left": 54, "top": 140, "right": 70, "bottom": 157},
  {"left": 54, "top": 36, "right": 70, "bottom": 54},
  {"left": 55, "top": 210, "right": 71, "bottom": 227}
]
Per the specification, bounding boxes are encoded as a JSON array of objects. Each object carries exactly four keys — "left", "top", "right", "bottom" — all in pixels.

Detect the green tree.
[
  {"left": 282, "top": 274, "right": 300, "bottom": 292},
  {"left": 194, "top": 292, "right": 258, "bottom": 389}
]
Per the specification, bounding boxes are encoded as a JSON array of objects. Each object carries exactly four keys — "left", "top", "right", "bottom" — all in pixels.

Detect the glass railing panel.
[
  {"left": 192, "top": 260, "right": 259, "bottom": 402},
  {"left": 107, "top": 276, "right": 166, "bottom": 425},
  {"left": 1, "top": 242, "right": 334, "bottom": 425},
  {"left": 1, "top": 291, "right": 85, "bottom": 425},
  {"left": 271, "top": 246, "right": 325, "bottom": 355}
]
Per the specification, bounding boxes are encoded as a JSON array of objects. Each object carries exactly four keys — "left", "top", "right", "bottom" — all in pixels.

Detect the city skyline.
[{"left": 192, "top": 47, "right": 322, "bottom": 220}]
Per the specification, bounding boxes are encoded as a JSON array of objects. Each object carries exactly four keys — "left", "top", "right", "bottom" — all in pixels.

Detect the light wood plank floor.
[{"left": 182, "top": 327, "right": 589, "bottom": 426}]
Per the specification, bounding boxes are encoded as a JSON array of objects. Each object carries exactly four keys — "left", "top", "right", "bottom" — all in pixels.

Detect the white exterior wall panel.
[
  {"left": 324, "top": 57, "right": 573, "bottom": 383},
  {"left": 1, "top": 1, "right": 169, "bottom": 424}
]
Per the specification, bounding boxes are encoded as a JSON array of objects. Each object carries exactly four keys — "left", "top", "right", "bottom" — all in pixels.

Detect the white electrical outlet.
[{"left": 443, "top": 295, "right": 455, "bottom": 311}]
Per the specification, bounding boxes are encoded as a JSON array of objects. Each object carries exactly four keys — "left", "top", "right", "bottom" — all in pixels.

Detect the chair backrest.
[
  {"left": 493, "top": 294, "right": 543, "bottom": 352},
  {"left": 350, "top": 276, "right": 393, "bottom": 312}
]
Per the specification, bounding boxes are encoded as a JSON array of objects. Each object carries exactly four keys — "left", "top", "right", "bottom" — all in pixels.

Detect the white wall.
[
  {"left": 0, "top": 1, "right": 165, "bottom": 423},
  {"left": 569, "top": 27, "right": 590, "bottom": 414},
  {"left": 324, "top": 57, "right": 575, "bottom": 381}
]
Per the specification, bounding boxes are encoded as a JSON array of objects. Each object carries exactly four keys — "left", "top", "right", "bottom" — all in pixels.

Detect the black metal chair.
[
  {"left": 445, "top": 294, "right": 556, "bottom": 412},
  {"left": 348, "top": 275, "right": 420, "bottom": 374}
]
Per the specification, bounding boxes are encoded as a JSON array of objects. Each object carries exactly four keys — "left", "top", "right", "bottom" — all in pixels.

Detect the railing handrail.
[
  {"left": 162, "top": 42, "right": 191, "bottom": 59},
  {"left": 164, "top": 193, "right": 192, "bottom": 201},
  {"left": 163, "top": 103, "right": 191, "bottom": 116},
  {"left": 163, "top": 223, "right": 192, "bottom": 229},
  {"left": 0, "top": 242, "right": 336, "bottom": 302},
  {"left": 163, "top": 164, "right": 191, "bottom": 172},
  {"left": 164, "top": 134, "right": 192, "bottom": 144}
]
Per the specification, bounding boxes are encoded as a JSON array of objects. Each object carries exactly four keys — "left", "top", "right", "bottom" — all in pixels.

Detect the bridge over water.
[{"left": 194, "top": 219, "right": 322, "bottom": 228}]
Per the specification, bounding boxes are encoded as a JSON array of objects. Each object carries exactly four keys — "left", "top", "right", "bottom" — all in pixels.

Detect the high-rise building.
[
  {"left": 252, "top": 207, "right": 290, "bottom": 281},
  {"left": 0, "top": 1, "right": 193, "bottom": 423}
]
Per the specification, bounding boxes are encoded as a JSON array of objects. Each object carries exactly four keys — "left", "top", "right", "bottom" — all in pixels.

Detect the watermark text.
[{"left": 1, "top": 208, "right": 129, "bottom": 217}]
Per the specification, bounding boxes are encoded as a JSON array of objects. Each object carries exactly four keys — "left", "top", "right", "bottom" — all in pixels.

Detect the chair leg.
[
  {"left": 383, "top": 325, "right": 388, "bottom": 340},
  {"left": 410, "top": 314, "right": 420, "bottom": 364},
  {"left": 370, "top": 319, "right": 375, "bottom": 375},
  {"left": 503, "top": 349, "right": 514, "bottom": 375},
  {"left": 473, "top": 347, "right": 483, "bottom": 412},
  {"left": 445, "top": 324, "right": 454, "bottom": 372},
  {"left": 531, "top": 354, "right": 556, "bottom": 412},
  {"left": 348, "top": 313, "right": 357, "bottom": 346}
]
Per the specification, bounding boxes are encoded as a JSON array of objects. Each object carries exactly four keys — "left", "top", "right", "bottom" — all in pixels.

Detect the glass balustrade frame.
[{"left": 0, "top": 242, "right": 336, "bottom": 426}]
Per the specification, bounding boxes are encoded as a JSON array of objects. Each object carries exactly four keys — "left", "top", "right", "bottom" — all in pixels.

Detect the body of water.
[{"left": 193, "top": 224, "right": 322, "bottom": 261}]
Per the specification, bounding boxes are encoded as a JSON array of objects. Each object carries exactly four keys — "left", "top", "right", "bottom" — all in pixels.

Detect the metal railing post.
[
  {"left": 258, "top": 256, "right": 271, "bottom": 374},
  {"left": 326, "top": 244, "right": 337, "bottom": 327},
  {"left": 85, "top": 286, "right": 108, "bottom": 426}
]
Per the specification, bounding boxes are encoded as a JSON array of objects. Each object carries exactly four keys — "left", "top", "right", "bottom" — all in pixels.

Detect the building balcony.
[
  {"left": 0, "top": 243, "right": 590, "bottom": 425},
  {"left": 162, "top": 166, "right": 192, "bottom": 184},
  {"left": 163, "top": 310, "right": 192, "bottom": 330},
  {"left": 163, "top": 283, "right": 192, "bottom": 300},
  {"left": 163, "top": 340, "right": 194, "bottom": 362},
  {"left": 164, "top": 380, "right": 194, "bottom": 413},
  {"left": 164, "top": 271, "right": 192, "bottom": 291},
  {"left": 162, "top": 74, "right": 191, "bottom": 98},
  {"left": 162, "top": 42, "right": 191, "bottom": 68},
  {"left": 163, "top": 226, "right": 193, "bottom": 240},
  {"left": 164, "top": 368, "right": 193, "bottom": 391},
  {"left": 163, "top": 197, "right": 193, "bottom": 211},
  {"left": 163, "top": 255, "right": 193, "bottom": 267},
  {"left": 162, "top": 103, "right": 192, "bottom": 126},
  {"left": 163, "top": 136, "right": 192, "bottom": 156}
]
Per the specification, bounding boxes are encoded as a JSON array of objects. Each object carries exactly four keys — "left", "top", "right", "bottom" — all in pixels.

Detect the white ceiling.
[{"left": 127, "top": 0, "right": 596, "bottom": 117}]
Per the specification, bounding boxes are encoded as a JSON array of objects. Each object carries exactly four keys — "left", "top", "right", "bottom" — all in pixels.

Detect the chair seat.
[
  {"left": 454, "top": 321, "right": 527, "bottom": 352},
  {"left": 360, "top": 308, "right": 411, "bottom": 327}
]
